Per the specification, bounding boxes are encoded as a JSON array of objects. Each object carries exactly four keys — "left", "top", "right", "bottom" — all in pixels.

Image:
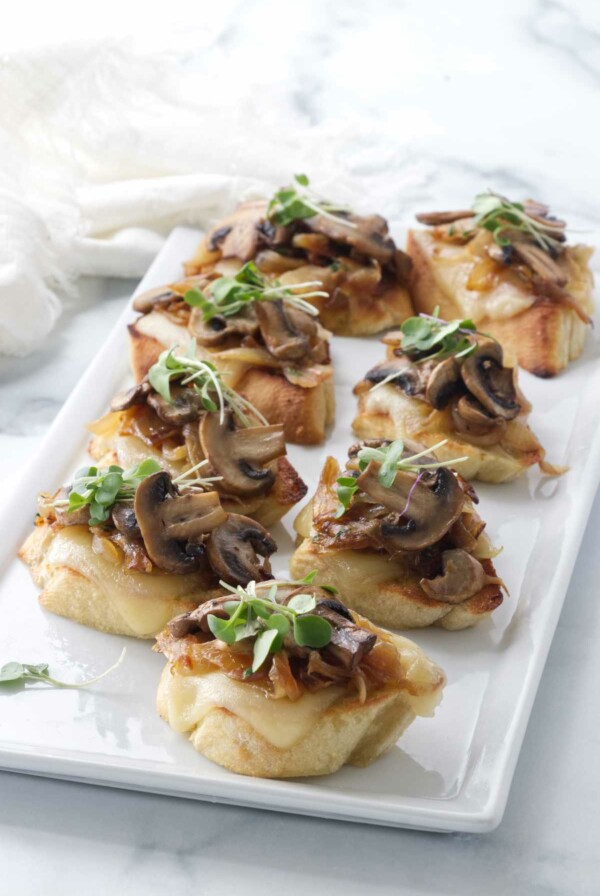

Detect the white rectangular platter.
[{"left": 1, "top": 226, "right": 598, "bottom": 833}]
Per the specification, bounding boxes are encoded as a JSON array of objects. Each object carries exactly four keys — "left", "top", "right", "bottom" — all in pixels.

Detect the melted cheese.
[
  {"left": 136, "top": 311, "right": 188, "bottom": 349},
  {"left": 45, "top": 528, "right": 205, "bottom": 636},
  {"left": 164, "top": 671, "right": 345, "bottom": 748},
  {"left": 415, "top": 232, "right": 594, "bottom": 323}
]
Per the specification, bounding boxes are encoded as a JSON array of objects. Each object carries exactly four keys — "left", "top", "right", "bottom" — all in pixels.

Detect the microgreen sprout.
[
  {"left": 267, "top": 173, "right": 358, "bottom": 229},
  {"left": 52, "top": 457, "right": 221, "bottom": 527},
  {"left": 184, "top": 260, "right": 326, "bottom": 322},
  {"left": 52, "top": 459, "right": 162, "bottom": 527},
  {"left": 399, "top": 308, "right": 478, "bottom": 361},
  {"left": 148, "top": 345, "right": 268, "bottom": 427},
  {"left": 0, "top": 648, "right": 126, "bottom": 690},
  {"left": 207, "top": 575, "right": 333, "bottom": 675},
  {"left": 470, "top": 192, "right": 564, "bottom": 254},
  {"left": 335, "top": 439, "right": 468, "bottom": 518}
]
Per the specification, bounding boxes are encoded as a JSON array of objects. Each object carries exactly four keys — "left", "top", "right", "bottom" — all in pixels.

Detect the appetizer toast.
[
  {"left": 155, "top": 580, "right": 445, "bottom": 777},
  {"left": 129, "top": 267, "right": 335, "bottom": 445},
  {"left": 89, "top": 351, "right": 307, "bottom": 529},
  {"left": 184, "top": 176, "right": 413, "bottom": 336},
  {"left": 353, "top": 314, "right": 560, "bottom": 483},
  {"left": 20, "top": 466, "right": 277, "bottom": 638},
  {"left": 290, "top": 441, "right": 504, "bottom": 630},
  {"left": 409, "top": 195, "right": 594, "bottom": 377}
]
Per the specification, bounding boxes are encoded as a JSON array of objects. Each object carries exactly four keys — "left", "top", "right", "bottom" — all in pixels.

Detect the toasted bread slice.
[
  {"left": 128, "top": 311, "right": 335, "bottom": 445},
  {"left": 408, "top": 229, "right": 594, "bottom": 377},
  {"left": 19, "top": 524, "right": 218, "bottom": 638},
  {"left": 352, "top": 384, "right": 553, "bottom": 483},
  {"left": 289, "top": 537, "right": 502, "bottom": 631},
  {"left": 156, "top": 616, "right": 445, "bottom": 778}
]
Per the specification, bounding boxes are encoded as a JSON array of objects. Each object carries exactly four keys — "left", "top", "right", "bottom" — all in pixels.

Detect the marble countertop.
[{"left": 2, "top": 1, "right": 600, "bottom": 893}]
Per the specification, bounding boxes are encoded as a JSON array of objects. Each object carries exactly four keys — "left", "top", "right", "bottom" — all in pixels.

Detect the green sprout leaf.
[
  {"left": 183, "top": 260, "right": 324, "bottom": 323},
  {"left": 211, "top": 579, "right": 338, "bottom": 674},
  {"left": 63, "top": 458, "right": 162, "bottom": 527},
  {"left": 252, "top": 628, "right": 280, "bottom": 672},
  {"left": 287, "top": 593, "right": 317, "bottom": 614},
  {"left": 470, "top": 192, "right": 564, "bottom": 254},
  {"left": 293, "top": 615, "right": 332, "bottom": 649},
  {"left": 0, "top": 650, "right": 125, "bottom": 690},
  {"left": 147, "top": 345, "right": 268, "bottom": 428},
  {"left": 267, "top": 174, "right": 357, "bottom": 230},
  {"left": 334, "top": 439, "right": 469, "bottom": 518}
]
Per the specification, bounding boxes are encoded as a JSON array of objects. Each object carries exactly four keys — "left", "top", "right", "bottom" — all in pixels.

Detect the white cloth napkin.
[{"left": 0, "top": 39, "right": 432, "bottom": 356}]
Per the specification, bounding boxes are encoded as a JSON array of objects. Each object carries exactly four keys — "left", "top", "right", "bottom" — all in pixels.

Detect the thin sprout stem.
[
  {"left": 401, "top": 439, "right": 450, "bottom": 464},
  {"left": 173, "top": 458, "right": 209, "bottom": 483}
]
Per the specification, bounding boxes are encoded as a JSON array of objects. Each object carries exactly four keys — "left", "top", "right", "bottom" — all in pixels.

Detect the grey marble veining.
[{"left": 1, "top": 2, "right": 599, "bottom": 894}]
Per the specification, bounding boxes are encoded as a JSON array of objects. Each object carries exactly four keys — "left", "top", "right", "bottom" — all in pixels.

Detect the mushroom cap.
[
  {"left": 451, "top": 395, "right": 507, "bottom": 446},
  {"left": 461, "top": 339, "right": 520, "bottom": 420},
  {"left": 188, "top": 307, "right": 259, "bottom": 347},
  {"left": 132, "top": 286, "right": 179, "bottom": 314},
  {"left": 356, "top": 461, "right": 465, "bottom": 551},
  {"left": 110, "top": 381, "right": 152, "bottom": 412},
  {"left": 305, "top": 213, "right": 396, "bottom": 265},
  {"left": 364, "top": 357, "right": 429, "bottom": 397},
  {"left": 206, "top": 513, "right": 276, "bottom": 586},
  {"left": 134, "top": 472, "right": 226, "bottom": 574},
  {"left": 200, "top": 410, "right": 285, "bottom": 497},
  {"left": 425, "top": 357, "right": 461, "bottom": 409},
  {"left": 419, "top": 549, "right": 487, "bottom": 603},
  {"left": 254, "top": 300, "right": 311, "bottom": 361},
  {"left": 147, "top": 385, "right": 207, "bottom": 425}
]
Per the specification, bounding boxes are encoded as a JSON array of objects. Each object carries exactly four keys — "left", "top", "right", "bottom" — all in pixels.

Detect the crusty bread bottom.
[
  {"left": 19, "top": 524, "right": 217, "bottom": 638},
  {"left": 407, "top": 230, "right": 592, "bottom": 377},
  {"left": 157, "top": 665, "right": 421, "bottom": 777},
  {"left": 289, "top": 538, "right": 502, "bottom": 630},
  {"left": 352, "top": 384, "right": 545, "bottom": 483},
  {"left": 314, "top": 283, "right": 413, "bottom": 337}
]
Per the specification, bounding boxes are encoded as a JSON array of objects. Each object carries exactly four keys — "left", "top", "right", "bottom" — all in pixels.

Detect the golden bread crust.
[
  {"left": 236, "top": 366, "right": 335, "bottom": 445},
  {"left": 19, "top": 524, "right": 218, "bottom": 638},
  {"left": 289, "top": 538, "right": 502, "bottom": 630},
  {"left": 157, "top": 667, "right": 419, "bottom": 777},
  {"left": 407, "top": 229, "right": 594, "bottom": 377}
]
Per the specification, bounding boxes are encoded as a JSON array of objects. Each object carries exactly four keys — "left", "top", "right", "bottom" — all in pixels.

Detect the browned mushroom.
[
  {"left": 188, "top": 307, "right": 259, "bottom": 347},
  {"left": 312, "top": 600, "right": 376, "bottom": 670},
  {"left": 511, "top": 240, "right": 567, "bottom": 285},
  {"left": 168, "top": 595, "right": 232, "bottom": 638},
  {"left": 110, "top": 504, "right": 141, "bottom": 539},
  {"left": 205, "top": 201, "right": 267, "bottom": 262},
  {"left": 305, "top": 212, "right": 397, "bottom": 265},
  {"left": 416, "top": 210, "right": 475, "bottom": 226},
  {"left": 460, "top": 339, "right": 520, "bottom": 420},
  {"left": 50, "top": 487, "right": 91, "bottom": 527},
  {"left": 254, "top": 300, "right": 311, "bottom": 361},
  {"left": 356, "top": 461, "right": 465, "bottom": 551},
  {"left": 132, "top": 287, "right": 180, "bottom": 314},
  {"left": 420, "top": 549, "right": 487, "bottom": 602},
  {"left": 364, "top": 357, "right": 430, "bottom": 398},
  {"left": 206, "top": 514, "right": 276, "bottom": 585},
  {"left": 134, "top": 472, "right": 227, "bottom": 573},
  {"left": 451, "top": 395, "right": 507, "bottom": 446},
  {"left": 425, "top": 357, "right": 461, "bottom": 409},
  {"left": 147, "top": 385, "right": 207, "bottom": 425},
  {"left": 110, "top": 381, "right": 152, "bottom": 412},
  {"left": 200, "top": 410, "right": 286, "bottom": 497}
]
